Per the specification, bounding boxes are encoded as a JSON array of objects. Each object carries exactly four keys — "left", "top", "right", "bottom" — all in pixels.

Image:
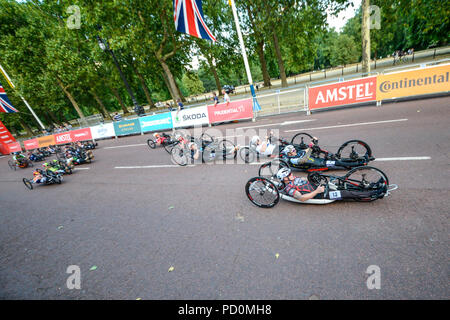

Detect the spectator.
[
  {"left": 166, "top": 102, "right": 173, "bottom": 111},
  {"left": 212, "top": 92, "right": 219, "bottom": 106},
  {"left": 176, "top": 99, "right": 184, "bottom": 110},
  {"left": 113, "top": 112, "right": 122, "bottom": 122},
  {"left": 222, "top": 89, "right": 231, "bottom": 106},
  {"left": 64, "top": 122, "right": 72, "bottom": 131}
]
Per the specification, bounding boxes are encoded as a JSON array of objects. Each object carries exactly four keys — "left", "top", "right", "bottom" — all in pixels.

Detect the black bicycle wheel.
[
  {"left": 239, "top": 147, "right": 256, "bottom": 164},
  {"left": 291, "top": 132, "right": 314, "bottom": 149},
  {"left": 147, "top": 139, "right": 156, "bottom": 149},
  {"left": 202, "top": 143, "right": 218, "bottom": 163},
  {"left": 23, "top": 178, "right": 33, "bottom": 190},
  {"left": 8, "top": 159, "right": 16, "bottom": 171},
  {"left": 258, "top": 158, "right": 290, "bottom": 178},
  {"left": 171, "top": 145, "right": 189, "bottom": 166},
  {"left": 336, "top": 140, "right": 372, "bottom": 161},
  {"left": 343, "top": 166, "right": 389, "bottom": 192},
  {"left": 164, "top": 141, "right": 178, "bottom": 154},
  {"left": 217, "top": 139, "right": 236, "bottom": 160},
  {"left": 245, "top": 177, "right": 280, "bottom": 208}
]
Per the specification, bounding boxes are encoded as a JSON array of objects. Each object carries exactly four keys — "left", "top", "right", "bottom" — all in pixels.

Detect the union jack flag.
[
  {"left": 173, "top": 0, "right": 216, "bottom": 42},
  {"left": 0, "top": 81, "right": 18, "bottom": 113}
]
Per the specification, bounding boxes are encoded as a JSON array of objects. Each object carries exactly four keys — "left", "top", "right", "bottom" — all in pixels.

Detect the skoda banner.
[
  {"left": 91, "top": 123, "right": 116, "bottom": 139},
  {"left": 113, "top": 119, "right": 142, "bottom": 136},
  {"left": 139, "top": 112, "right": 173, "bottom": 132},
  {"left": 171, "top": 106, "right": 209, "bottom": 128}
]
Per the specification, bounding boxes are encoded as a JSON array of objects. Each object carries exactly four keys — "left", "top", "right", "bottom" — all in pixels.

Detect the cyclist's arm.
[{"left": 292, "top": 186, "right": 324, "bottom": 202}]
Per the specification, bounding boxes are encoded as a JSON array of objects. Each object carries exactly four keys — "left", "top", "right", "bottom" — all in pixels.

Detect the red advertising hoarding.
[
  {"left": 207, "top": 98, "right": 253, "bottom": 124},
  {"left": 23, "top": 138, "right": 39, "bottom": 150},
  {"left": 308, "top": 76, "right": 377, "bottom": 110},
  {"left": 70, "top": 127, "right": 92, "bottom": 142},
  {"left": 7, "top": 142, "right": 22, "bottom": 153},
  {"left": 0, "top": 120, "right": 16, "bottom": 145}
]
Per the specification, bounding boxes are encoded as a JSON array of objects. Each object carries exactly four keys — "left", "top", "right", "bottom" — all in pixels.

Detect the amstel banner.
[
  {"left": 308, "top": 76, "right": 377, "bottom": 110},
  {"left": 377, "top": 64, "right": 450, "bottom": 100}
]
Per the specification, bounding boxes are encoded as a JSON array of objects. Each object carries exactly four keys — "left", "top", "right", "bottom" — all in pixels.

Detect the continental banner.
[{"left": 377, "top": 64, "right": 450, "bottom": 100}]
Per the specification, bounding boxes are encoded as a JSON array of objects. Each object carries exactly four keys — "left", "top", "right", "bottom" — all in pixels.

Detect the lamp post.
[{"left": 96, "top": 28, "right": 144, "bottom": 117}]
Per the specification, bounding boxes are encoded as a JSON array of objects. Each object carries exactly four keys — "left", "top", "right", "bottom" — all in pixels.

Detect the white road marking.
[
  {"left": 0, "top": 156, "right": 5, "bottom": 159},
  {"left": 104, "top": 143, "right": 147, "bottom": 149},
  {"left": 284, "top": 118, "right": 408, "bottom": 133},
  {"left": 74, "top": 167, "right": 91, "bottom": 170},
  {"left": 236, "top": 119, "right": 316, "bottom": 130},
  {"left": 375, "top": 156, "right": 431, "bottom": 161},
  {"left": 115, "top": 164, "right": 195, "bottom": 169}
]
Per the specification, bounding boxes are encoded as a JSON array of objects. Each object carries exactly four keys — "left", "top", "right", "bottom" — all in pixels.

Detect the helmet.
[
  {"left": 52, "top": 159, "right": 58, "bottom": 163},
  {"left": 33, "top": 170, "right": 40, "bottom": 176},
  {"left": 281, "top": 145, "right": 296, "bottom": 155},
  {"left": 250, "top": 136, "right": 260, "bottom": 145},
  {"left": 153, "top": 133, "right": 160, "bottom": 138},
  {"left": 43, "top": 162, "right": 49, "bottom": 167},
  {"left": 277, "top": 167, "right": 291, "bottom": 180}
]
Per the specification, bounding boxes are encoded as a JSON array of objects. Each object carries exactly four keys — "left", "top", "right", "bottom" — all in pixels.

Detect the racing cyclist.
[{"left": 276, "top": 167, "right": 386, "bottom": 202}]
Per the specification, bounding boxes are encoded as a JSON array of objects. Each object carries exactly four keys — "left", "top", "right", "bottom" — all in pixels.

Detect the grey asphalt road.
[{"left": 0, "top": 96, "right": 449, "bottom": 300}]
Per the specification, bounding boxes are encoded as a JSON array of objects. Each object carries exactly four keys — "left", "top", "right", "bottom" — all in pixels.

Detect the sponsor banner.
[
  {"left": 91, "top": 123, "right": 116, "bottom": 139},
  {"left": 37, "top": 135, "right": 56, "bottom": 148},
  {"left": 139, "top": 112, "right": 173, "bottom": 132},
  {"left": 309, "top": 76, "right": 377, "bottom": 110},
  {"left": 7, "top": 142, "right": 22, "bottom": 153},
  {"left": 113, "top": 119, "right": 142, "bottom": 136},
  {"left": 207, "top": 98, "right": 253, "bottom": 124},
  {"left": 0, "top": 120, "right": 16, "bottom": 145},
  {"left": 23, "top": 138, "right": 39, "bottom": 150},
  {"left": 54, "top": 132, "right": 73, "bottom": 145},
  {"left": 377, "top": 64, "right": 450, "bottom": 100},
  {"left": 171, "top": 106, "right": 209, "bottom": 128},
  {"left": 70, "top": 127, "right": 92, "bottom": 142}
]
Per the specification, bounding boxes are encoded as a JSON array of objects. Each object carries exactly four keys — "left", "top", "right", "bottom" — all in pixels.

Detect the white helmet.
[
  {"left": 281, "top": 145, "right": 295, "bottom": 155},
  {"left": 277, "top": 167, "right": 291, "bottom": 180},
  {"left": 250, "top": 135, "right": 260, "bottom": 145}
]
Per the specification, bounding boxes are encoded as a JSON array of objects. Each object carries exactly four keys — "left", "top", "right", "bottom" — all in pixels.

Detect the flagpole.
[
  {"left": 229, "top": 0, "right": 260, "bottom": 121},
  {"left": 0, "top": 62, "right": 45, "bottom": 129}
]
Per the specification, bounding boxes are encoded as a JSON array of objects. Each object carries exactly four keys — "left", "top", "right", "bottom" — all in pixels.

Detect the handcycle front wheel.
[
  {"left": 23, "top": 178, "right": 33, "bottom": 190},
  {"left": 171, "top": 145, "right": 190, "bottom": 166},
  {"left": 245, "top": 177, "right": 280, "bottom": 208},
  {"left": 258, "top": 158, "right": 290, "bottom": 178},
  {"left": 147, "top": 139, "right": 156, "bottom": 149}
]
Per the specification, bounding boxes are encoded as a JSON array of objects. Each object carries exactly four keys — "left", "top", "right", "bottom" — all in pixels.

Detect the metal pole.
[{"left": 0, "top": 62, "right": 45, "bottom": 129}]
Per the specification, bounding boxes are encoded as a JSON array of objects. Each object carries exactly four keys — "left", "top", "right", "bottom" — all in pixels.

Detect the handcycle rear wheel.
[
  {"left": 23, "top": 178, "right": 33, "bottom": 190},
  {"left": 291, "top": 132, "right": 314, "bottom": 149},
  {"left": 245, "top": 177, "right": 280, "bottom": 208},
  {"left": 8, "top": 159, "right": 17, "bottom": 171},
  {"left": 239, "top": 147, "right": 256, "bottom": 164},
  {"left": 217, "top": 139, "right": 236, "bottom": 160},
  {"left": 343, "top": 166, "right": 389, "bottom": 192},
  {"left": 336, "top": 140, "right": 372, "bottom": 162},
  {"left": 171, "top": 145, "right": 190, "bottom": 166}
]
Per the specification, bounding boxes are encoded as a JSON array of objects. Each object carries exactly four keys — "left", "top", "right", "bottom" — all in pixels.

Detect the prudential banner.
[
  {"left": 171, "top": 106, "right": 209, "bottom": 128},
  {"left": 139, "top": 112, "right": 173, "bottom": 132}
]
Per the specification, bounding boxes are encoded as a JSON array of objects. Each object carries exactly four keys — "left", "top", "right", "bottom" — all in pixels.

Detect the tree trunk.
[
  {"left": 56, "top": 77, "right": 87, "bottom": 125},
  {"left": 134, "top": 68, "right": 155, "bottom": 108},
  {"left": 92, "top": 91, "right": 112, "bottom": 120},
  {"left": 159, "top": 59, "right": 185, "bottom": 102},
  {"left": 111, "top": 87, "right": 129, "bottom": 114},
  {"left": 161, "top": 71, "right": 176, "bottom": 101},
  {"left": 205, "top": 54, "right": 222, "bottom": 96},
  {"left": 48, "top": 110, "right": 62, "bottom": 126},
  {"left": 18, "top": 116, "right": 34, "bottom": 136},
  {"left": 256, "top": 40, "right": 271, "bottom": 87},
  {"left": 272, "top": 31, "right": 287, "bottom": 87},
  {"left": 361, "top": 0, "right": 371, "bottom": 74}
]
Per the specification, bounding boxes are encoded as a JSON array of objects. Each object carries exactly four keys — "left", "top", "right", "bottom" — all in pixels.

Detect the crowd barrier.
[
  {"left": 4, "top": 98, "right": 254, "bottom": 153},
  {"left": 307, "top": 63, "right": 450, "bottom": 111}
]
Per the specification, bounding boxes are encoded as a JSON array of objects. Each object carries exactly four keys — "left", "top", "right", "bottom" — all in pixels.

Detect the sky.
[{"left": 327, "top": 0, "right": 361, "bottom": 32}]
